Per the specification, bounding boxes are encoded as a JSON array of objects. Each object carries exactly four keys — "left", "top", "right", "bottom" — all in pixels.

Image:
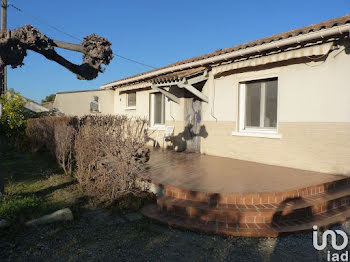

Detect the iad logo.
[
  {"left": 313, "top": 225, "right": 348, "bottom": 250},
  {"left": 313, "top": 225, "right": 349, "bottom": 261}
]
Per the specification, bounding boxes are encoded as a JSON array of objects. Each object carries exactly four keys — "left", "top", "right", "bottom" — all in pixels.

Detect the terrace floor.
[
  {"left": 145, "top": 148, "right": 345, "bottom": 194},
  {"left": 142, "top": 148, "right": 350, "bottom": 237}
]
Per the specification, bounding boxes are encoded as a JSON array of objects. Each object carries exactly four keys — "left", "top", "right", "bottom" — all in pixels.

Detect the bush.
[
  {"left": 74, "top": 115, "right": 149, "bottom": 201},
  {"left": 26, "top": 116, "right": 76, "bottom": 175},
  {"left": 26, "top": 116, "right": 72, "bottom": 152},
  {"left": 25, "top": 115, "right": 150, "bottom": 202},
  {"left": 0, "top": 91, "right": 26, "bottom": 142},
  {"left": 54, "top": 124, "right": 76, "bottom": 176}
]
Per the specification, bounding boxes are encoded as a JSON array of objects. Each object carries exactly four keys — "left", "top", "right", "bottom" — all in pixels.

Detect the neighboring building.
[
  {"left": 41, "top": 101, "right": 54, "bottom": 110},
  {"left": 99, "top": 15, "right": 350, "bottom": 174},
  {"left": 0, "top": 93, "right": 48, "bottom": 117},
  {"left": 53, "top": 89, "right": 114, "bottom": 116},
  {"left": 24, "top": 98, "right": 49, "bottom": 114}
]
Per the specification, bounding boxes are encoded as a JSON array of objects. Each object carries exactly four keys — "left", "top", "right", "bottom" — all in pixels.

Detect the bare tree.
[
  {"left": 0, "top": 24, "right": 114, "bottom": 195},
  {"left": 0, "top": 25, "right": 113, "bottom": 80}
]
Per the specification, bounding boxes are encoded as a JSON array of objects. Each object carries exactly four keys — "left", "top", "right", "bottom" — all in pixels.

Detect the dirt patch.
[{"left": 2, "top": 209, "right": 350, "bottom": 262}]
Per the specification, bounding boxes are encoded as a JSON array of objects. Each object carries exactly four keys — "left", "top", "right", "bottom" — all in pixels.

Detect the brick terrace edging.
[
  {"left": 141, "top": 202, "right": 350, "bottom": 237},
  {"left": 151, "top": 177, "right": 350, "bottom": 205},
  {"left": 142, "top": 177, "right": 350, "bottom": 237}
]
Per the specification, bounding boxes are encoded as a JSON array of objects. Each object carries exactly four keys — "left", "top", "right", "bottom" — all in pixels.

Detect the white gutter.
[{"left": 101, "top": 24, "right": 350, "bottom": 89}]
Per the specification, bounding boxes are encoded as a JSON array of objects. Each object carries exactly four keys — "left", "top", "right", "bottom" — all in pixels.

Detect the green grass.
[
  {"left": 0, "top": 195, "right": 42, "bottom": 222},
  {"left": 0, "top": 143, "right": 85, "bottom": 227},
  {"left": 0, "top": 142, "right": 155, "bottom": 229}
]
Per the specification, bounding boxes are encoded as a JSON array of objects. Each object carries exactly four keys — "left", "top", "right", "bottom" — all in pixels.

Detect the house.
[
  {"left": 100, "top": 15, "right": 350, "bottom": 175},
  {"left": 51, "top": 15, "right": 350, "bottom": 237}
]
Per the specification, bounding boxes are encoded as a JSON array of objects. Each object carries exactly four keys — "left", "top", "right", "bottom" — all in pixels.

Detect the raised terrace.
[{"left": 141, "top": 149, "right": 350, "bottom": 237}]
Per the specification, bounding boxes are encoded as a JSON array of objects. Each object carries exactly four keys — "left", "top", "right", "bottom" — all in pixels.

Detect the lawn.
[{"left": 0, "top": 143, "right": 85, "bottom": 227}]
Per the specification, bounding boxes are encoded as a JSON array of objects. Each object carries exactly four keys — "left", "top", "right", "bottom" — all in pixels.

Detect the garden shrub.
[
  {"left": 74, "top": 115, "right": 149, "bottom": 201},
  {"left": 25, "top": 115, "right": 150, "bottom": 201},
  {"left": 0, "top": 91, "right": 26, "bottom": 143},
  {"left": 26, "top": 116, "right": 73, "bottom": 153},
  {"left": 26, "top": 116, "right": 76, "bottom": 175},
  {"left": 54, "top": 123, "right": 76, "bottom": 176}
]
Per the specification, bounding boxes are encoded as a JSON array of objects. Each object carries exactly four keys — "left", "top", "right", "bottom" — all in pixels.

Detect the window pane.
[
  {"left": 90, "top": 96, "right": 99, "bottom": 112},
  {"left": 90, "top": 101, "right": 99, "bottom": 112},
  {"left": 128, "top": 92, "right": 136, "bottom": 107},
  {"left": 154, "top": 93, "right": 164, "bottom": 125},
  {"left": 245, "top": 82, "right": 261, "bottom": 127},
  {"left": 264, "top": 80, "right": 278, "bottom": 128}
]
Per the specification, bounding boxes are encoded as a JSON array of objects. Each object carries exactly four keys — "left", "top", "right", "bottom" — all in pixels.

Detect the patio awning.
[
  {"left": 212, "top": 42, "right": 334, "bottom": 75},
  {"left": 117, "top": 82, "right": 151, "bottom": 92},
  {"left": 152, "top": 67, "right": 209, "bottom": 103},
  {"left": 117, "top": 67, "right": 209, "bottom": 97},
  {"left": 152, "top": 67, "right": 206, "bottom": 84}
]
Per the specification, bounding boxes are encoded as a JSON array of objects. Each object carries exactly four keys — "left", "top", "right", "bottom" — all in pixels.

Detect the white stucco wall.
[
  {"left": 115, "top": 87, "right": 185, "bottom": 122},
  {"left": 201, "top": 48, "right": 350, "bottom": 124},
  {"left": 54, "top": 89, "right": 115, "bottom": 116},
  {"left": 111, "top": 44, "right": 350, "bottom": 173},
  {"left": 199, "top": 47, "right": 350, "bottom": 174}
]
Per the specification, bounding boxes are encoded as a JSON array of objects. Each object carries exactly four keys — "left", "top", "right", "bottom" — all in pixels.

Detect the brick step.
[
  {"left": 141, "top": 203, "right": 350, "bottom": 237},
  {"left": 161, "top": 178, "right": 350, "bottom": 205},
  {"left": 158, "top": 184, "right": 350, "bottom": 224},
  {"left": 160, "top": 177, "right": 350, "bottom": 205}
]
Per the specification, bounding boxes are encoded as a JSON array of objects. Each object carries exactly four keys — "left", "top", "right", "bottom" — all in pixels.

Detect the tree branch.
[{"left": 0, "top": 25, "right": 113, "bottom": 80}]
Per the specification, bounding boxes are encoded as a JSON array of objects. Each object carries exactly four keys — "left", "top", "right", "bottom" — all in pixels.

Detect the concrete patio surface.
[{"left": 145, "top": 148, "right": 346, "bottom": 194}]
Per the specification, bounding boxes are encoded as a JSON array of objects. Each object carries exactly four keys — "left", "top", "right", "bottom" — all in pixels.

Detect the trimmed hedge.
[{"left": 26, "top": 115, "right": 149, "bottom": 201}]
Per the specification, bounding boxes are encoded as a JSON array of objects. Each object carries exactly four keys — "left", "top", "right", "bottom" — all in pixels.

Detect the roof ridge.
[{"left": 103, "top": 14, "right": 350, "bottom": 87}]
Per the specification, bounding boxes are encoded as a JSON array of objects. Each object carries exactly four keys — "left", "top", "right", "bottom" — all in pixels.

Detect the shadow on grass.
[
  {"left": 1, "top": 143, "right": 63, "bottom": 185},
  {"left": 0, "top": 143, "right": 84, "bottom": 227},
  {"left": 14, "top": 180, "right": 78, "bottom": 199}
]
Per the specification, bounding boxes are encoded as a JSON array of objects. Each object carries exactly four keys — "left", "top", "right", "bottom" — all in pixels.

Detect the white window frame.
[
  {"left": 125, "top": 92, "right": 136, "bottom": 110},
  {"left": 232, "top": 78, "right": 281, "bottom": 139},
  {"left": 149, "top": 92, "right": 166, "bottom": 129}
]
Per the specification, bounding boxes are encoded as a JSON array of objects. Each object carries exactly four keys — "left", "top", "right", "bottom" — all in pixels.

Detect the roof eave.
[{"left": 102, "top": 23, "right": 350, "bottom": 89}]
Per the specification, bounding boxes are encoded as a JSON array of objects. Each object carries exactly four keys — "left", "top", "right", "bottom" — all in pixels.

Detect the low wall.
[{"left": 54, "top": 89, "right": 115, "bottom": 116}]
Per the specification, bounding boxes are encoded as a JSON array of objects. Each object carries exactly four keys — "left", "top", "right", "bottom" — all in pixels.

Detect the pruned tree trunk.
[
  {"left": 0, "top": 25, "right": 114, "bottom": 195},
  {"left": 0, "top": 25, "right": 113, "bottom": 80}
]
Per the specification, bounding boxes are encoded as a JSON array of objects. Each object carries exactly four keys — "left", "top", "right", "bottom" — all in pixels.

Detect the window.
[
  {"left": 151, "top": 92, "right": 165, "bottom": 126},
  {"left": 127, "top": 92, "right": 136, "bottom": 109},
  {"left": 90, "top": 96, "right": 100, "bottom": 113},
  {"left": 239, "top": 78, "right": 278, "bottom": 133}
]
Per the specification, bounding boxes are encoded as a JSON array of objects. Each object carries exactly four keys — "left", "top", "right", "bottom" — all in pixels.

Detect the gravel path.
[{"left": 1, "top": 209, "right": 349, "bottom": 262}]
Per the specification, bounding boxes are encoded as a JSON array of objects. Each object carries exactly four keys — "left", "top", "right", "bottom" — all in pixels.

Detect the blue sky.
[{"left": 6, "top": 0, "right": 350, "bottom": 102}]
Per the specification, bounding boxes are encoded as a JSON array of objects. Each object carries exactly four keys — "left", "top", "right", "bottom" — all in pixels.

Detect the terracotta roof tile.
[
  {"left": 152, "top": 67, "right": 206, "bottom": 83},
  {"left": 106, "top": 14, "right": 350, "bottom": 88}
]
